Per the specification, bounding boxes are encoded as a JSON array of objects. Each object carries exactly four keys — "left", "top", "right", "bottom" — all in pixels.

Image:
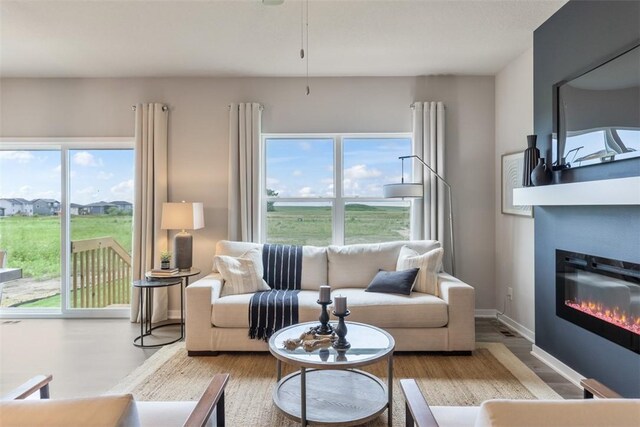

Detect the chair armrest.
[
  {"left": 400, "top": 379, "right": 439, "bottom": 427},
  {"left": 186, "top": 273, "right": 222, "bottom": 351},
  {"left": 2, "top": 374, "right": 52, "bottom": 400},
  {"left": 183, "top": 373, "right": 229, "bottom": 427},
  {"left": 580, "top": 378, "right": 622, "bottom": 399}
]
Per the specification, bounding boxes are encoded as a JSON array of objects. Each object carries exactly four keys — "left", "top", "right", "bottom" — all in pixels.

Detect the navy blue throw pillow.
[{"left": 365, "top": 268, "right": 420, "bottom": 295}]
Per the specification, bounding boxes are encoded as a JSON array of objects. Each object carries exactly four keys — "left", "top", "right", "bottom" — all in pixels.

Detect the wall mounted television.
[{"left": 553, "top": 42, "right": 640, "bottom": 170}]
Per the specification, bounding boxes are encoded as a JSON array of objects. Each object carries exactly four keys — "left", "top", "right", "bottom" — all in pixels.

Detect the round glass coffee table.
[{"left": 269, "top": 321, "right": 395, "bottom": 426}]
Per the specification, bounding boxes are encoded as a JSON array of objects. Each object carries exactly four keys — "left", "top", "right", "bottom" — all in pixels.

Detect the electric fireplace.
[{"left": 556, "top": 250, "right": 640, "bottom": 354}]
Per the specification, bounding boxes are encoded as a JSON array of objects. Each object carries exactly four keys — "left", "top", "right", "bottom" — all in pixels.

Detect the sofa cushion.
[
  {"left": 397, "top": 246, "right": 443, "bottom": 296},
  {"left": 213, "top": 240, "right": 327, "bottom": 290},
  {"left": 0, "top": 394, "right": 139, "bottom": 427},
  {"left": 330, "top": 288, "right": 448, "bottom": 328},
  {"left": 474, "top": 399, "right": 640, "bottom": 427},
  {"left": 215, "top": 249, "right": 270, "bottom": 297},
  {"left": 211, "top": 290, "right": 323, "bottom": 327},
  {"left": 431, "top": 406, "right": 479, "bottom": 427},
  {"left": 328, "top": 240, "right": 441, "bottom": 289},
  {"left": 365, "top": 268, "right": 420, "bottom": 295}
]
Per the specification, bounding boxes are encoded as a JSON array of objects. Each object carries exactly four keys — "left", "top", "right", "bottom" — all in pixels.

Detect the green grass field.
[
  {"left": 267, "top": 204, "right": 410, "bottom": 246},
  {"left": 0, "top": 214, "right": 133, "bottom": 279},
  {"left": 3, "top": 205, "right": 407, "bottom": 308}
]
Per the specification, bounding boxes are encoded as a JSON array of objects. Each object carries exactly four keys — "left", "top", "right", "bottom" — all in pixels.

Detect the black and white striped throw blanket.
[{"left": 248, "top": 243, "right": 303, "bottom": 341}]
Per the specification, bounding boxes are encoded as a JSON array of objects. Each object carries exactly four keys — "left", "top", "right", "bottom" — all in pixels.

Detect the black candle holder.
[
  {"left": 332, "top": 310, "right": 351, "bottom": 350},
  {"left": 316, "top": 299, "right": 334, "bottom": 335}
]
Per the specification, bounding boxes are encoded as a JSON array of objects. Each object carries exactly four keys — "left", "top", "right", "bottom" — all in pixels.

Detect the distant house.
[
  {"left": 70, "top": 203, "right": 84, "bottom": 215},
  {"left": 111, "top": 201, "right": 133, "bottom": 212},
  {"left": 0, "top": 198, "right": 33, "bottom": 216},
  {"left": 0, "top": 207, "right": 5, "bottom": 217},
  {"left": 83, "top": 201, "right": 117, "bottom": 215},
  {"left": 32, "top": 199, "right": 60, "bottom": 216}
]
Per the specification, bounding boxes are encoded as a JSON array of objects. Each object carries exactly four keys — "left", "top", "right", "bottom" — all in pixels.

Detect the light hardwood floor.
[{"left": 0, "top": 318, "right": 581, "bottom": 399}]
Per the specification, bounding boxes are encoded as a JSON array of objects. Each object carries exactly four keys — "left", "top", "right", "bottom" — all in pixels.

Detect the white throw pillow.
[
  {"left": 396, "top": 246, "right": 443, "bottom": 296},
  {"left": 215, "top": 248, "right": 270, "bottom": 297}
]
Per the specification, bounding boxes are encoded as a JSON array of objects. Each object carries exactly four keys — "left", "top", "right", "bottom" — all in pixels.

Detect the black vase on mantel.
[
  {"left": 531, "top": 158, "right": 553, "bottom": 186},
  {"left": 522, "top": 135, "right": 540, "bottom": 187}
]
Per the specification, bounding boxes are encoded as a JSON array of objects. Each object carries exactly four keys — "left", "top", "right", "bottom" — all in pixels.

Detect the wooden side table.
[{"left": 133, "top": 277, "right": 183, "bottom": 348}]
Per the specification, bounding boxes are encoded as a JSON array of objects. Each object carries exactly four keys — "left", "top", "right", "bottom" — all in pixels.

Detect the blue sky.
[
  {"left": 0, "top": 149, "right": 134, "bottom": 205},
  {"left": 265, "top": 137, "right": 412, "bottom": 198}
]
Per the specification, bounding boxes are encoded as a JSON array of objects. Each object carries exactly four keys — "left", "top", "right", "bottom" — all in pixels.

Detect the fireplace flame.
[{"left": 566, "top": 299, "right": 640, "bottom": 335}]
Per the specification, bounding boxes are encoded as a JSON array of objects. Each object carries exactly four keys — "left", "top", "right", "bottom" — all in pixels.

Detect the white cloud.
[
  {"left": 53, "top": 164, "right": 61, "bottom": 173},
  {"left": 344, "top": 164, "right": 382, "bottom": 180},
  {"left": 266, "top": 177, "right": 280, "bottom": 186},
  {"left": 0, "top": 151, "right": 34, "bottom": 163},
  {"left": 110, "top": 179, "right": 134, "bottom": 201},
  {"left": 298, "top": 186, "right": 316, "bottom": 197},
  {"left": 73, "top": 151, "right": 102, "bottom": 167},
  {"left": 78, "top": 186, "right": 96, "bottom": 195},
  {"left": 97, "top": 171, "right": 114, "bottom": 180},
  {"left": 292, "top": 170, "right": 303, "bottom": 177},
  {"left": 299, "top": 141, "right": 312, "bottom": 151}
]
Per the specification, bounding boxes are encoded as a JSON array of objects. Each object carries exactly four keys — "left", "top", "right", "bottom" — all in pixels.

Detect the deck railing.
[{"left": 70, "top": 237, "right": 131, "bottom": 308}]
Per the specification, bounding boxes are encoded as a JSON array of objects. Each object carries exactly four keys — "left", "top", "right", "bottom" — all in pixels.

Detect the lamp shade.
[
  {"left": 161, "top": 202, "right": 204, "bottom": 230},
  {"left": 383, "top": 183, "right": 424, "bottom": 199}
]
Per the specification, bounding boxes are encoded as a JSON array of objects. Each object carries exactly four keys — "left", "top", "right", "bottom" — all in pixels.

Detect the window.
[
  {"left": 0, "top": 139, "right": 134, "bottom": 317},
  {"left": 263, "top": 134, "right": 412, "bottom": 246}
]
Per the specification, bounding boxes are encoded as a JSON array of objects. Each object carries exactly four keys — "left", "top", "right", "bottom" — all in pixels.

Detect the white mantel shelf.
[{"left": 513, "top": 176, "right": 640, "bottom": 206}]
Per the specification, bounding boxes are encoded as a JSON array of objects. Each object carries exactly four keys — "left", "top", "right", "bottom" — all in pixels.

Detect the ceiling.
[{"left": 0, "top": 0, "right": 566, "bottom": 78}]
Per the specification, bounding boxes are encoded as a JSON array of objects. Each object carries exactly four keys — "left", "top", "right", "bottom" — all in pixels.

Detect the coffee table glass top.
[{"left": 269, "top": 321, "right": 394, "bottom": 368}]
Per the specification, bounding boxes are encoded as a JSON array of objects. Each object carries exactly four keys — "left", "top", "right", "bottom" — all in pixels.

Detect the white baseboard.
[
  {"left": 531, "top": 344, "right": 584, "bottom": 388},
  {"left": 475, "top": 309, "right": 497, "bottom": 318},
  {"left": 497, "top": 314, "right": 535, "bottom": 343}
]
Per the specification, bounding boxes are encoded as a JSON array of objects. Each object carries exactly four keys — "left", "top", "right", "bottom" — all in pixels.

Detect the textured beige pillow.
[
  {"left": 396, "top": 246, "right": 443, "bottom": 296},
  {"left": 216, "top": 248, "right": 270, "bottom": 297}
]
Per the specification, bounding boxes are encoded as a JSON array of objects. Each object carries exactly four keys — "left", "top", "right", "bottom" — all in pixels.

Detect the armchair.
[
  {"left": 1, "top": 373, "right": 229, "bottom": 427},
  {"left": 401, "top": 378, "right": 640, "bottom": 427}
]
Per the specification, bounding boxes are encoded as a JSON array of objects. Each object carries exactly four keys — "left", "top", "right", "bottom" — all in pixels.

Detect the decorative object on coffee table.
[
  {"left": 501, "top": 151, "right": 533, "bottom": 217},
  {"left": 522, "top": 134, "right": 540, "bottom": 187},
  {"left": 531, "top": 157, "right": 553, "bottom": 186},
  {"left": 161, "top": 201, "right": 204, "bottom": 271},
  {"left": 332, "top": 309, "right": 351, "bottom": 350},
  {"left": 315, "top": 285, "right": 333, "bottom": 335}
]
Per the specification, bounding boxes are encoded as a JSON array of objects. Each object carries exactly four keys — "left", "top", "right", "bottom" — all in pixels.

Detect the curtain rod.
[
  {"left": 227, "top": 104, "right": 264, "bottom": 111},
  {"left": 131, "top": 105, "right": 168, "bottom": 111}
]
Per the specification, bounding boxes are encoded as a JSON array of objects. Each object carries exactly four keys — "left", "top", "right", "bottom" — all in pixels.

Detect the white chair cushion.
[
  {"left": 0, "top": 394, "right": 140, "bottom": 427},
  {"left": 396, "top": 246, "right": 443, "bottom": 296},
  {"left": 474, "top": 399, "right": 640, "bottom": 427},
  {"left": 215, "top": 248, "right": 270, "bottom": 297},
  {"left": 431, "top": 406, "right": 480, "bottom": 427},
  {"left": 327, "top": 240, "right": 441, "bottom": 289},
  {"left": 136, "top": 401, "right": 216, "bottom": 427},
  {"left": 330, "top": 288, "right": 448, "bottom": 328}
]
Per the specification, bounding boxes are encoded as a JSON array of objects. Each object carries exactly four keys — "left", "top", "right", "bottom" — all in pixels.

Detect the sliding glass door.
[{"left": 0, "top": 140, "right": 133, "bottom": 317}]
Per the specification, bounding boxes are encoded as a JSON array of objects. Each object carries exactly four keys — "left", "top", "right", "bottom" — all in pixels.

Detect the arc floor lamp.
[{"left": 383, "top": 155, "right": 456, "bottom": 276}]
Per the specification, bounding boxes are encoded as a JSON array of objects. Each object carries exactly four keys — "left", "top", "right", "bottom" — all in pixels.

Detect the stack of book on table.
[{"left": 147, "top": 268, "right": 179, "bottom": 278}]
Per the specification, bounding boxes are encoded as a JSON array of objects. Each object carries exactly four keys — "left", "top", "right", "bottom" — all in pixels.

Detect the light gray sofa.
[{"left": 186, "top": 240, "right": 475, "bottom": 355}]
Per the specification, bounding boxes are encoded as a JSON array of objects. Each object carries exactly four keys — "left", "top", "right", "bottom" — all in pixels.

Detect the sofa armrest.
[
  {"left": 186, "top": 273, "right": 222, "bottom": 352},
  {"left": 438, "top": 273, "right": 475, "bottom": 351}
]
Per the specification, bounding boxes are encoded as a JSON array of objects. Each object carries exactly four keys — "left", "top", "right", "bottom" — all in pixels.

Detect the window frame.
[
  {"left": 261, "top": 132, "right": 413, "bottom": 246},
  {"left": 0, "top": 137, "right": 134, "bottom": 319}
]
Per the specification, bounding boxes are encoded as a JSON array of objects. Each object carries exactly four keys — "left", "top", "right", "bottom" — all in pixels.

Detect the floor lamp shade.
[
  {"left": 382, "top": 183, "right": 424, "bottom": 198},
  {"left": 161, "top": 202, "right": 204, "bottom": 271}
]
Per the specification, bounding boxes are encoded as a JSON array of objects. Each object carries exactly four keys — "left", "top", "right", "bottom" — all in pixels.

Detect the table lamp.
[{"left": 161, "top": 201, "right": 204, "bottom": 271}]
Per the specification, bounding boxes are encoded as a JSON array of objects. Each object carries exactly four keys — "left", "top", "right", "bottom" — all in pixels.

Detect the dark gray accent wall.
[{"left": 534, "top": 1, "right": 640, "bottom": 397}]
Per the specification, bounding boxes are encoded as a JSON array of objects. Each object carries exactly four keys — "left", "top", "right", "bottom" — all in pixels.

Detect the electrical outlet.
[{"left": 507, "top": 287, "right": 513, "bottom": 301}]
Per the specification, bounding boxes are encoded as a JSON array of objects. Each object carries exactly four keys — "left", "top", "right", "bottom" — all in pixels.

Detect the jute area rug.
[{"left": 110, "top": 342, "right": 561, "bottom": 426}]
